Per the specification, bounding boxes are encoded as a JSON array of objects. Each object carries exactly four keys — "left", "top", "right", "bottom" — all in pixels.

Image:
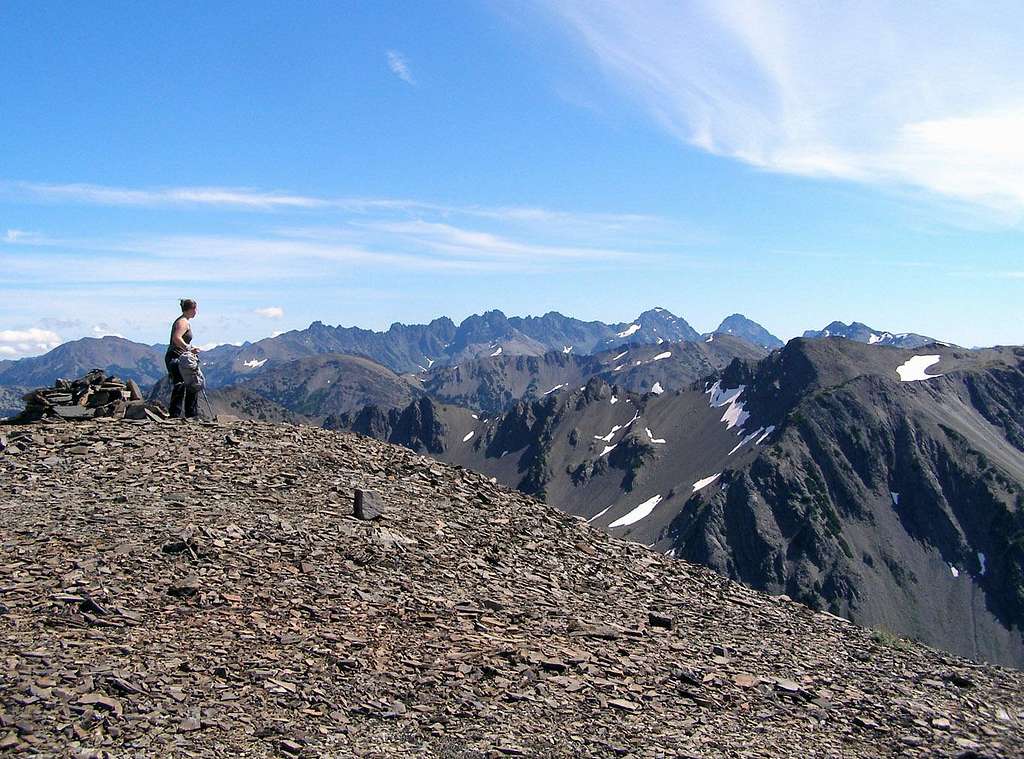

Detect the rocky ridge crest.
[{"left": 1, "top": 417, "right": 1022, "bottom": 756}]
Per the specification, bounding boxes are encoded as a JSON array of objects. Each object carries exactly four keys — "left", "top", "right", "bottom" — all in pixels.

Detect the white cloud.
[
  {"left": 3, "top": 182, "right": 330, "bottom": 210},
  {"left": 0, "top": 328, "right": 62, "bottom": 358},
  {"left": 2, "top": 212, "right": 658, "bottom": 287},
  {"left": 367, "top": 219, "right": 639, "bottom": 261},
  {"left": 91, "top": 325, "right": 126, "bottom": 338},
  {"left": 0, "top": 181, "right": 695, "bottom": 244},
  {"left": 546, "top": 1, "right": 1024, "bottom": 217},
  {"left": 254, "top": 306, "right": 284, "bottom": 319},
  {"left": 387, "top": 50, "right": 415, "bottom": 85}
]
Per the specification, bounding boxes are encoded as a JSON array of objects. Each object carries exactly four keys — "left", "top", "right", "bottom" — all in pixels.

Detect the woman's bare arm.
[{"left": 171, "top": 318, "right": 193, "bottom": 352}]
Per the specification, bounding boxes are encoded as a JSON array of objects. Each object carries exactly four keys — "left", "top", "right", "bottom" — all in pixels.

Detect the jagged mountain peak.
[
  {"left": 803, "top": 320, "right": 939, "bottom": 348},
  {"left": 710, "top": 314, "right": 784, "bottom": 350},
  {"left": 335, "top": 339, "right": 1024, "bottom": 667}
]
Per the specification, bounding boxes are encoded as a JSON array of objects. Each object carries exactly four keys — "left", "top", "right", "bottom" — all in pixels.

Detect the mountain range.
[
  {"left": 801, "top": 321, "right": 938, "bottom": 348},
  {"left": 9, "top": 306, "right": 1018, "bottom": 672},
  {"left": 1, "top": 309, "right": 944, "bottom": 400},
  {"left": 329, "top": 338, "right": 1024, "bottom": 667}
]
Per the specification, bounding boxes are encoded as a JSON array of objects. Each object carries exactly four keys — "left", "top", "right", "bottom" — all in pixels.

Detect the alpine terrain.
[
  {"left": 333, "top": 338, "right": 1024, "bottom": 668},
  {"left": 1, "top": 418, "right": 1022, "bottom": 755}
]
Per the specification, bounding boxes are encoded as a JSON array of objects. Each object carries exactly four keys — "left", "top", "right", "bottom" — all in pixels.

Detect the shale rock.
[
  {"left": 7, "top": 369, "right": 169, "bottom": 424},
  {"left": 1, "top": 418, "right": 1022, "bottom": 756}
]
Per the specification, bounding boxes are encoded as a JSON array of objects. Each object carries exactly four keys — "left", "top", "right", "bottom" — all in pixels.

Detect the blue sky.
[{"left": 1, "top": 0, "right": 1021, "bottom": 357}]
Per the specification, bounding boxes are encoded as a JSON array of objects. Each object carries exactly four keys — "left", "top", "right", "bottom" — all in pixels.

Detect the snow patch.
[
  {"left": 471, "top": 414, "right": 478, "bottom": 419},
  {"left": 608, "top": 494, "right": 663, "bottom": 528},
  {"left": 754, "top": 426, "right": 775, "bottom": 445},
  {"left": 651, "top": 382, "right": 664, "bottom": 395},
  {"left": 612, "top": 351, "right": 628, "bottom": 361},
  {"left": 652, "top": 351, "right": 671, "bottom": 361},
  {"left": 587, "top": 505, "right": 612, "bottom": 524},
  {"left": 705, "top": 334, "right": 714, "bottom": 343},
  {"left": 896, "top": 355, "right": 943, "bottom": 382},
  {"left": 645, "top": 427, "right": 666, "bottom": 444},
  {"left": 489, "top": 346, "right": 503, "bottom": 357},
  {"left": 978, "top": 552, "right": 987, "bottom": 575},
  {"left": 243, "top": 358, "right": 268, "bottom": 369},
  {"left": 594, "top": 425, "right": 622, "bottom": 443},
  {"left": 462, "top": 431, "right": 475, "bottom": 443},
  {"left": 692, "top": 473, "right": 721, "bottom": 492},
  {"left": 890, "top": 491, "right": 900, "bottom": 505},
  {"left": 543, "top": 383, "right": 566, "bottom": 395},
  {"left": 425, "top": 357, "right": 435, "bottom": 367},
  {"left": 949, "top": 564, "right": 959, "bottom": 578},
  {"left": 600, "top": 444, "right": 617, "bottom": 457},
  {"left": 617, "top": 324, "right": 640, "bottom": 338},
  {"left": 610, "top": 395, "right": 619, "bottom": 405},
  {"left": 728, "top": 427, "right": 764, "bottom": 456},
  {"left": 706, "top": 381, "right": 749, "bottom": 430},
  {"left": 562, "top": 345, "right": 573, "bottom": 354}
]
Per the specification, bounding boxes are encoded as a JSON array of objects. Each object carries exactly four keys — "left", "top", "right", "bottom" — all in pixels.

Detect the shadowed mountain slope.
[
  {"left": 417, "top": 335, "right": 767, "bottom": 414},
  {"left": 0, "top": 336, "right": 166, "bottom": 388},
  {"left": 0, "top": 386, "right": 27, "bottom": 419},
  {"left": 1, "top": 418, "right": 1022, "bottom": 755},
  {"left": 151, "top": 353, "right": 420, "bottom": 422},
  {"left": 333, "top": 339, "right": 1024, "bottom": 667}
]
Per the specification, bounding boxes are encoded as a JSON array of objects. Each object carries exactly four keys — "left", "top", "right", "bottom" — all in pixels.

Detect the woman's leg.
[
  {"left": 165, "top": 354, "right": 186, "bottom": 418},
  {"left": 184, "top": 386, "right": 200, "bottom": 418}
]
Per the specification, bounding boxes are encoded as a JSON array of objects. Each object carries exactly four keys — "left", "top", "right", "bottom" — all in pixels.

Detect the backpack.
[{"left": 175, "top": 351, "right": 206, "bottom": 389}]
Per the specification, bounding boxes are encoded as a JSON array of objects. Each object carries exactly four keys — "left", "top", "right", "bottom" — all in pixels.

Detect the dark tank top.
[{"left": 168, "top": 316, "right": 193, "bottom": 356}]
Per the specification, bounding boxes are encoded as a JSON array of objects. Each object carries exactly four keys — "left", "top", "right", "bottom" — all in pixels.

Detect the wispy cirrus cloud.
[
  {"left": 0, "top": 179, "right": 708, "bottom": 352},
  {"left": 386, "top": 50, "right": 415, "bottom": 85},
  {"left": 0, "top": 217, "right": 653, "bottom": 287},
  {"left": 363, "top": 220, "right": 640, "bottom": 261},
  {"left": 544, "top": 1, "right": 1024, "bottom": 218},
  {"left": 2, "top": 181, "right": 331, "bottom": 210},
  {"left": 0, "top": 181, "right": 679, "bottom": 236}
]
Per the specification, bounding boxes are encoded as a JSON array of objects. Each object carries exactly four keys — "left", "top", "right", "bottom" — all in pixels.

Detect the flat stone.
[
  {"left": 353, "top": 489, "right": 383, "bottom": 520},
  {"left": 168, "top": 575, "right": 201, "bottom": 598}
]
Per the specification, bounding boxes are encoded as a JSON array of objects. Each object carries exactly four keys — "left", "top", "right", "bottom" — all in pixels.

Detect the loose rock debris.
[
  {"left": 1, "top": 417, "right": 1023, "bottom": 757},
  {"left": 9, "top": 369, "right": 166, "bottom": 424}
]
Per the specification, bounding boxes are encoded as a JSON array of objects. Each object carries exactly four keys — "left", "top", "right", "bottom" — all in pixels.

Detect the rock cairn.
[
  {"left": 10, "top": 370, "right": 168, "bottom": 424},
  {"left": 1, "top": 418, "right": 1022, "bottom": 756}
]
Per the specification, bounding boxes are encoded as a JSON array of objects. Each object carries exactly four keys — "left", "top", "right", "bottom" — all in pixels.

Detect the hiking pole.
[
  {"left": 195, "top": 354, "right": 218, "bottom": 422},
  {"left": 201, "top": 385, "right": 217, "bottom": 422}
]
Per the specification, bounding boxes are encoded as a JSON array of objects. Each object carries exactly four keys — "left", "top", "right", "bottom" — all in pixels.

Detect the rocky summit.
[{"left": 2, "top": 418, "right": 1023, "bottom": 757}]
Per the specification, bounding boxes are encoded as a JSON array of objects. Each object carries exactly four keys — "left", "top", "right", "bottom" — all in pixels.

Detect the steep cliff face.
[
  {"left": 666, "top": 351, "right": 1024, "bottom": 666},
  {"left": 335, "top": 339, "right": 1024, "bottom": 667}
]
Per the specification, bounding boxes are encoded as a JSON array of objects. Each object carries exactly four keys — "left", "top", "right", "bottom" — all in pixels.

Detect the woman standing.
[{"left": 166, "top": 298, "right": 200, "bottom": 418}]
